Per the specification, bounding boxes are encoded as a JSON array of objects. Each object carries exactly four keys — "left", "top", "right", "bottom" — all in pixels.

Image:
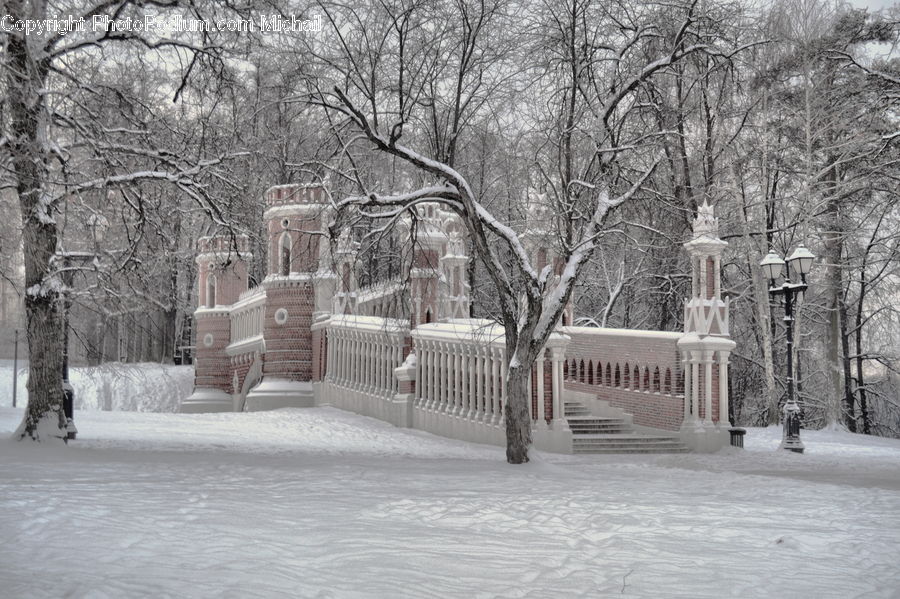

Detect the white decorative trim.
[
  {"left": 203, "top": 333, "right": 214, "bottom": 348},
  {"left": 264, "top": 204, "right": 327, "bottom": 220},
  {"left": 195, "top": 251, "right": 253, "bottom": 265},
  {"left": 274, "top": 308, "right": 289, "bottom": 325}
]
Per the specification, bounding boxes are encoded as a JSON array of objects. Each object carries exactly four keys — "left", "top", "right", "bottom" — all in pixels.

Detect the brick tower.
[
  {"left": 243, "top": 184, "right": 331, "bottom": 410},
  {"left": 677, "top": 201, "right": 736, "bottom": 450},
  {"left": 182, "top": 234, "right": 251, "bottom": 413}
]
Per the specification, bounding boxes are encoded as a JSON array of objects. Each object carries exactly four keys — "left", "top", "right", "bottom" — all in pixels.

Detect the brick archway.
[{"left": 237, "top": 354, "right": 264, "bottom": 412}]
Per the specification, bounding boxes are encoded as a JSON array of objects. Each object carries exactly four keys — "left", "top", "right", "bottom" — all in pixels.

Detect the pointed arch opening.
[
  {"left": 280, "top": 232, "right": 292, "bottom": 276},
  {"left": 206, "top": 274, "right": 216, "bottom": 308}
]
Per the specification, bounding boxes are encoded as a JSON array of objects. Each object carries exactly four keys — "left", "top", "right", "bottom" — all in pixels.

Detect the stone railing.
[
  {"left": 318, "top": 315, "right": 409, "bottom": 424},
  {"left": 410, "top": 320, "right": 571, "bottom": 451},
  {"left": 226, "top": 289, "right": 266, "bottom": 356},
  {"left": 561, "top": 326, "right": 685, "bottom": 431},
  {"left": 354, "top": 279, "right": 404, "bottom": 317}
]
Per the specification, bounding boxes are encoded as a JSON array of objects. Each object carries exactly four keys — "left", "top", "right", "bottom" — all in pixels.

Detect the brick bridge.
[{"left": 183, "top": 185, "right": 735, "bottom": 453}]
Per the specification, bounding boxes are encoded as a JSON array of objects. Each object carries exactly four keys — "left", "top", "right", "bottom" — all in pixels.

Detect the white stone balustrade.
[
  {"left": 410, "top": 321, "right": 569, "bottom": 446},
  {"left": 323, "top": 315, "right": 406, "bottom": 399},
  {"left": 226, "top": 289, "right": 266, "bottom": 356}
]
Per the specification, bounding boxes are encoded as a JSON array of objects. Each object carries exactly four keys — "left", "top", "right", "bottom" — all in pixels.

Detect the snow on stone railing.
[
  {"left": 412, "top": 320, "right": 507, "bottom": 427},
  {"left": 411, "top": 320, "right": 569, "bottom": 429},
  {"left": 237, "top": 286, "right": 265, "bottom": 303},
  {"left": 354, "top": 279, "right": 404, "bottom": 316},
  {"left": 324, "top": 315, "right": 408, "bottom": 398},
  {"left": 227, "top": 290, "right": 267, "bottom": 353},
  {"left": 561, "top": 326, "right": 685, "bottom": 431}
]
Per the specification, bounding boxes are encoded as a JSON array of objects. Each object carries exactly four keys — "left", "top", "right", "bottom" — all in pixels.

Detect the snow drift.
[{"left": 0, "top": 360, "right": 193, "bottom": 412}]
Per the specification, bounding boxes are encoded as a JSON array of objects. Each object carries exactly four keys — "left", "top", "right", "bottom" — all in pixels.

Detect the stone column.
[
  {"left": 428, "top": 341, "right": 441, "bottom": 410},
  {"left": 691, "top": 353, "right": 700, "bottom": 424},
  {"left": 714, "top": 255, "right": 721, "bottom": 299},
  {"left": 453, "top": 348, "right": 462, "bottom": 416},
  {"left": 440, "top": 342, "right": 449, "bottom": 412},
  {"left": 550, "top": 347, "right": 567, "bottom": 430},
  {"left": 699, "top": 256, "right": 707, "bottom": 299},
  {"left": 475, "top": 346, "right": 485, "bottom": 417},
  {"left": 718, "top": 350, "right": 730, "bottom": 426},
  {"left": 490, "top": 347, "right": 500, "bottom": 423},
  {"left": 535, "top": 350, "right": 547, "bottom": 429},
  {"left": 703, "top": 349, "right": 714, "bottom": 426},
  {"left": 466, "top": 343, "right": 478, "bottom": 420},
  {"left": 424, "top": 343, "right": 433, "bottom": 408},
  {"left": 499, "top": 350, "right": 507, "bottom": 426}
]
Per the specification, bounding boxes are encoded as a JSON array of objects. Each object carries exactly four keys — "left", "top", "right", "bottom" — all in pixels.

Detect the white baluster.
[
  {"left": 466, "top": 342, "right": 478, "bottom": 420},
  {"left": 415, "top": 342, "right": 424, "bottom": 406},
  {"left": 718, "top": 350, "right": 730, "bottom": 426},
  {"left": 550, "top": 347, "right": 565, "bottom": 429},
  {"left": 498, "top": 349, "right": 507, "bottom": 426},
  {"left": 703, "top": 350, "right": 714, "bottom": 426},
  {"left": 536, "top": 350, "right": 546, "bottom": 429},
  {"left": 691, "top": 353, "right": 700, "bottom": 424}
]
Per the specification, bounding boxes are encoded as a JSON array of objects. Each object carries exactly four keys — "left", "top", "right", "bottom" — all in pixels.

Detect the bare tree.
[
  {"left": 309, "top": 0, "right": 732, "bottom": 463},
  {"left": 1, "top": 0, "right": 249, "bottom": 440}
]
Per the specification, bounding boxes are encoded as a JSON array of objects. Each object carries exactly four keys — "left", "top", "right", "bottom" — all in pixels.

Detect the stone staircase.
[{"left": 565, "top": 398, "right": 689, "bottom": 454}]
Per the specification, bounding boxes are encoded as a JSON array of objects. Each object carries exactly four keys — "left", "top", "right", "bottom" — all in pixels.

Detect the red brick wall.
[
  {"left": 262, "top": 281, "right": 315, "bottom": 381},
  {"left": 193, "top": 312, "right": 232, "bottom": 393},
  {"left": 562, "top": 328, "right": 685, "bottom": 431}
]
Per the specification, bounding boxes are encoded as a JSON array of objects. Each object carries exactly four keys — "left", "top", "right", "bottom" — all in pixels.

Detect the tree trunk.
[
  {"left": 7, "top": 0, "right": 66, "bottom": 441},
  {"left": 735, "top": 167, "right": 778, "bottom": 425},
  {"left": 504, "top": 363, "right": 532, "bottom": 464},
  {"left": 822, "top": 168, "right": 845, "bottom": 427},
  {"left": 839, "top": 300, "right": 856, "bottom": 432},
  {"left": 854, "top": 286, "right": 871, "bottom": 434}
]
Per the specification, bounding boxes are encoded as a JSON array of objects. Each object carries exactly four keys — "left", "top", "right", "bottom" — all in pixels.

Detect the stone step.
[
  {"left": 572, "top": 433, "right": 681, "bottom": 444},
  {"left": 566, "top": 416, "right": 626, "bottom": 424},
  {"left": 568, "top": 424, "right": 630, "bottom": 432},
  {"left": 564, "top": 399, "right": 689, "bottom": 454},
  {"left": 571, "top": 438, "right": 685, "bottom": 444},
  {"left": 573, "top": 447, "right": 691, "bottom": 454}
]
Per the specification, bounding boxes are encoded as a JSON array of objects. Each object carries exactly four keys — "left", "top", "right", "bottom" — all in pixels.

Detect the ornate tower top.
[
  {"left": 264, "top": 184, "right": 327, "bottom": 208},
  {"left": 683, "top": 201, "right": 729, "bottom": 336},
  {"left": 692, "top": 201, "right": 719, "bottom": 239}
]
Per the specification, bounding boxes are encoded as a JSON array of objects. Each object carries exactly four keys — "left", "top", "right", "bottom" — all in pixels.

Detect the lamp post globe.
[
  {"left": 787, "top": 245, "right": 815, "bottom": 277},
  {"left": 760, "top": 250, "right": 785, "bottom": 282}
]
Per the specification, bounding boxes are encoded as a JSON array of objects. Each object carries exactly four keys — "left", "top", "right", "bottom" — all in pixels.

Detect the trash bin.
[
  {"left": 729, "top": 427, "right": 746, "bottom": 448},
  {"left": 62, "top": 382, "right": 77, "bottom": 440}
]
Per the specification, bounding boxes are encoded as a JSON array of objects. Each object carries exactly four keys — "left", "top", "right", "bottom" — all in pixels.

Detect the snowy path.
[{"left": 2, "top": 407, "right": 899, "bottom": 598}]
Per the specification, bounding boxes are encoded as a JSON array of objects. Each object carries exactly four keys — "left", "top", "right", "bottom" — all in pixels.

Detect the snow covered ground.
[
  {"left": 2, "top": 407, "right": 899, "bottom": 598},
  {"left": 0, "top": 360, "right": 194, "bottom": 412}
]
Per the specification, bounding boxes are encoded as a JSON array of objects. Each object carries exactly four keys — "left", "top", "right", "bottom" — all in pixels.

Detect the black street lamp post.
[
  {"left": 59, "top": 251, "right": 94, "bottom": 440},
  {"left": 58, "top": 213, "right": 108, "bottom": 440},
  {"left": 760, "top": 246, "right": 816, "bottom": 453}
]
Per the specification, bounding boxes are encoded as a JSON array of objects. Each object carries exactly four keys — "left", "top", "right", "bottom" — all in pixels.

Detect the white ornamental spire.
[{"left": 692, "top": 200, "right": 719, "bottom": 239}]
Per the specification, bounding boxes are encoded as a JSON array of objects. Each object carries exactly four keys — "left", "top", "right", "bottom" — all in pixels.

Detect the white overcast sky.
[{"left": 848, "top": 0, "right": 897, "bottom": 11}]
